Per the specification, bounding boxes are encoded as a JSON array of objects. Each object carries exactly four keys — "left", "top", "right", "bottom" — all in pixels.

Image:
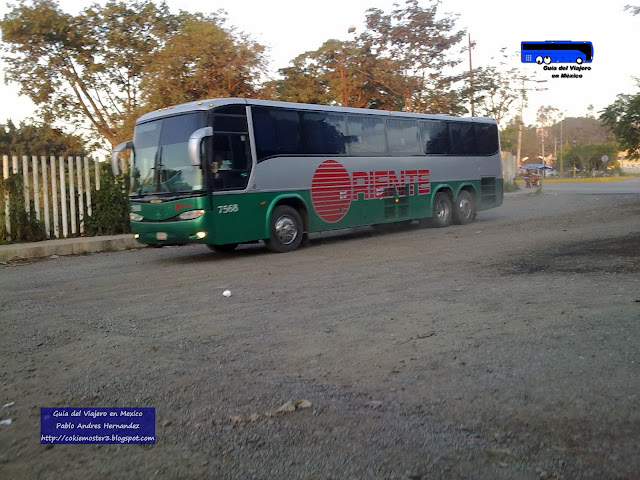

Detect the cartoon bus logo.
[{"left": 521, "top": 41, "right": 593, "bottom": 65}]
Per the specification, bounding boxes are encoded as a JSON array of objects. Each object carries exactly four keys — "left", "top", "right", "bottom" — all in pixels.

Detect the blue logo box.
[{"left": 41, "top": 407, "right": 155, "bottom": 444}]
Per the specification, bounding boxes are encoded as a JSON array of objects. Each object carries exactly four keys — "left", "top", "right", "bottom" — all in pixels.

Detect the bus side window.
[
  {"left": 301, "top": 112, "right": 347, "bottom": 154},
  {"left": 449, "top": 122, "right": 475, "bottom": 155},
  {"left": 347, "top": 116, "right": 386, "bottom": 155},
  {"left": 386, "top": 118, "right": 420, "bottom": 155},
  {"left": 474, "top": 123, "right": 499, "bottom": 155},
  {"left": 420, "top": 120, "right": 450, "bottom": 155},
  {"left": 253, "top": 107, "right": 300, "bottom": 160}
]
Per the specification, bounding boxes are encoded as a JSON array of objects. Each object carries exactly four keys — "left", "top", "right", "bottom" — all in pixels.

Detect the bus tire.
[
  {"left": 576, "top": 57, "right": 583, "bottom": 64},
  {"left": 207, "top": 243, "right": 238, "bottom": 253},
  {"left": 430, "top": 192, "right": 453, "bottom": 228},
  {"left": 453, "top": 190, "right": 476, "bottom": 225},
  {"left": 266, "top": 205, "right": 304, "bottom": 253}
]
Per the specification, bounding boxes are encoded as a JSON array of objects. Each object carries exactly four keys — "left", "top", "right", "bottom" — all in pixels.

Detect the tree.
[
  {"left": 600, "top": 83, "right": 640, "bottom": 159},
  {"left": 140, "top": 13, "right": 266, "bottom": 108},
  {"left": 562, "top": 142, "right": 618, "bottom": 174},
  {"left": 461, "top": 66, "right": 518, "bottom": 126},
  {"left": 1, "top": 0, "right": 176, "bottom": 146},
  {"left": 459, "top": 47, "right": 520, "bottom": 127},
  {"left": 500, "top": 117, "right": 538, "bottom": 161},
  {"left": 359, "top": 0, "right": 466, "bottom": 114},
  {"left": 0, "top": 120, "right": 88, "bottom": 156},
  {"left": 270, "top": 40, "right": 345, "bottom": 106},
  {"left": 1, "top": 1, "right": 267, "bottom": 146},
  {"left": 275, "top": 39, "right": 403, "bottom": 110},
  {"left": 276, "top": 0, "right": 466, "bottom": 114}
]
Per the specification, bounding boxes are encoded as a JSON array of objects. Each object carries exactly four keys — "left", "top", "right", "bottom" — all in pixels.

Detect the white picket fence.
[{"left": 1, "top": 155, "right": 102, "bottom": 240}]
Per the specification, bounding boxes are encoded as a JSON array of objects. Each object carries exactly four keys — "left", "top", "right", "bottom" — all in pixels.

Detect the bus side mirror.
[
  {"left": 188, "top": 127, "right": 213, "bottom": 166},
  {"left": 111, "top": 140, "right": 133, "bottom": 176}
]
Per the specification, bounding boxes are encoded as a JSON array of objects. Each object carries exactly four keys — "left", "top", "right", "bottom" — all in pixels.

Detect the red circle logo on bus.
[{"left": 311, "top": 160, "right": 352, "bottom": 223}]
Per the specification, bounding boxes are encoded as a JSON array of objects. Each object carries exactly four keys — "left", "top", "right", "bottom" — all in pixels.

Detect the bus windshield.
[{"left": 130, "top": 112, "right": 207, "bottom": 195}]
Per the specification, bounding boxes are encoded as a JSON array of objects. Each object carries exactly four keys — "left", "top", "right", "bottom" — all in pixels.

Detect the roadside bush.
[
  {"left": 84, "top": 163, "right": 130, "bottom": 236},
  {"left": 0, "top": 173, "right": 46, "bottom": 244},
  {"left": 606, "top": 167, "right": 624, "bottom": 176}
]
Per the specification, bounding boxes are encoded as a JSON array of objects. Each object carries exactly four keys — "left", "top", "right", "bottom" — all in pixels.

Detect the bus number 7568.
[{"left": 218, "top": 204, "right": 239, "bottom": 214}]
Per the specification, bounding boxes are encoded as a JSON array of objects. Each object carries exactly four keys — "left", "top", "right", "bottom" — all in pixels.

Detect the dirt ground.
[{"left": 1, "top": 191, "right": 639, "bottom": 479}]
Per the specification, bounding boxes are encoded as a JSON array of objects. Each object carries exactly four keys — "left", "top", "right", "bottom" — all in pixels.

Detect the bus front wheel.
[
  {"left": 576, "top": 57, "right": 583, "bottom": 64},
  {"left": 430, "top": 192, "right": 453, "bottom": 228},
  {"left": 266, "top": 205, "right": 304, "bottom": 253},
  {"left": 453, "top": 190, "right": 476, "bottom": 225}
]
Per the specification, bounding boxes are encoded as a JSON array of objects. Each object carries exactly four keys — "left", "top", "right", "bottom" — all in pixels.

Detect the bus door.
[{"left": 208, "top": 132, "right": 256, "bottom": 244}]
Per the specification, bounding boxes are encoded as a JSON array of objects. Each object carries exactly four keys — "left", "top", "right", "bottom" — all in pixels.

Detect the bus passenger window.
[
  {"left": 420, "top": 120, "right": 450, "bottom": 154},
  {"left": 347, "top": 116, "right": 386, "bottom": 155},
  {"left": 253, "top": 107, "right": 301, "bottom": 160},
  {"left": 301, "top": 112, "right": 347, "bottom": 154},
  {"left": 449, "top": 122, "right": 475, "bottom": 155},
  {"left": 474, "top": 123, "right": 499, "bottom": 155},
  {"left": 386, "top": 118, "right": 420, "bottom": 155}
]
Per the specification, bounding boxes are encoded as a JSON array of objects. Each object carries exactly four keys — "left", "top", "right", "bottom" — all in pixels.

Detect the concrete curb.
[{"left": 0, "top": 234, "right": 139, "bottom": 262}]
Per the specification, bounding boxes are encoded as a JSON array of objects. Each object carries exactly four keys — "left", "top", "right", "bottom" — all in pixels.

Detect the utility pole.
[
  {"left": 560, "top": 116, "right": 563, "bottom": 175},
  {"left": 517, "top": 79, "right": 524, "bottom": 168},
  {"left": 515, "top": 78, "right": 548, "bottom": 168},
  {"left": 468, "top": 33, "right": 474, "bottom": 116}
]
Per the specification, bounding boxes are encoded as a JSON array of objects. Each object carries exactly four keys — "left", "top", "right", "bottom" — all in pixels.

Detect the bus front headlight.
[
  {"left": 130, "top": 212, "right": 144, "bottom": 222},
  {"left": 178, "top": 209, "right": 206, "bottom": 220}
]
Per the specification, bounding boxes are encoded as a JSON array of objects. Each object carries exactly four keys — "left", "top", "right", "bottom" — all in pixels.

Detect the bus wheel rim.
[
  {"left": 275, "top": 216, "right": 298, "bottom": 245},
  {"left": 436, "top": 200, "right": 449, "bottom": 219},
  {"left": 459, "top": 198, "right": 472, "bottom": 219}
]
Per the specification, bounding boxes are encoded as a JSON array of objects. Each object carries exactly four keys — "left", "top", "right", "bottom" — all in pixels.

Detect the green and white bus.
[{"left": 111, "top": 98, "right": 503, "bottom": 253}]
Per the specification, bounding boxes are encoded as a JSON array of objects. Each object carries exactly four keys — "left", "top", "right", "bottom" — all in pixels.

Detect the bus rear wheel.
[
  {"left": 207, "top": 243, "right": 238, "bottom": 253},
  {"left": 430, "top": 192, "right": 452, "bottom": 228},
  {"left": 266, "top": 205, "right": 304, "bottom": 253},
  {"left": 453, "top": 190, "right": 476, "bottom": 225}
]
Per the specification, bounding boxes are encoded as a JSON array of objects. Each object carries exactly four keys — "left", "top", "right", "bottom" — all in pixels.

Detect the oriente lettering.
[{"left": 351, "top": 169, "right": 430, "bottom": 200}]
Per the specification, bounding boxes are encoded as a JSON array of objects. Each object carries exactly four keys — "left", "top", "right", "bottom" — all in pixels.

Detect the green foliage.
[
  {"left": 500, "top": 114, "right": 616, "bottom": 170},
  {"left": 276, "top": 0, "right": 466, "bottom": 114},
  {"left": 562, "top": 142, "right": 618, "bottom": 174},
  {"left": 360, "top": 0, "right": 466, "bottom": 113},
  {"left": 600, "top": 83, "right": 640, "bottom": 159},
  {"left": 499, "top": 121, "right": 518, "bottom": 151},
  {"left": 1, "top": 1, "right": 268, "bottom": 146},
  {"left": 461, "top": 65, "right": 518, "bottom": 126},
  {"left": 0, "top": 120, "right": 89, "bottom": 156},
  {"left": 275, "top": 39, "right": 398, "bottom": 109},
  {"left": 84, "top": 163, "right": 130, "bottom": 236},
  {"left": 1, "top": 0, "right": 166, "bottom": 145},
  {"left": 0, "top": 173, "right": 46, "bottom": 244},
  {"left": 140, "top": 13, "right": 266, "bottom": 108}
]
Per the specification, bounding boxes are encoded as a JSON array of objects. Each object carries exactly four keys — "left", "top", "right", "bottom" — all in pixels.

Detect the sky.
[{"left": 0, "top": 0, "right": 638, "bottom": 129}]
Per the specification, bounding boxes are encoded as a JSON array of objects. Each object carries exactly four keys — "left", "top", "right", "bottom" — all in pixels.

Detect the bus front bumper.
[{"left": 131, "top": 218, "right": 209, "bottom": 246}]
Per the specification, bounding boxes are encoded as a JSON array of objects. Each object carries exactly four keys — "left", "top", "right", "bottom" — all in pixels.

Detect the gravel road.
[{"left": 1, "top": 189, "right": 639, "bottom": 480}]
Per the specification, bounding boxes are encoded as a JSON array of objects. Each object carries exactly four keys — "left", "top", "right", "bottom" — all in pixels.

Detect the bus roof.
[{"left": 136, "top": 98, "right": 497, "bottom": 125}]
